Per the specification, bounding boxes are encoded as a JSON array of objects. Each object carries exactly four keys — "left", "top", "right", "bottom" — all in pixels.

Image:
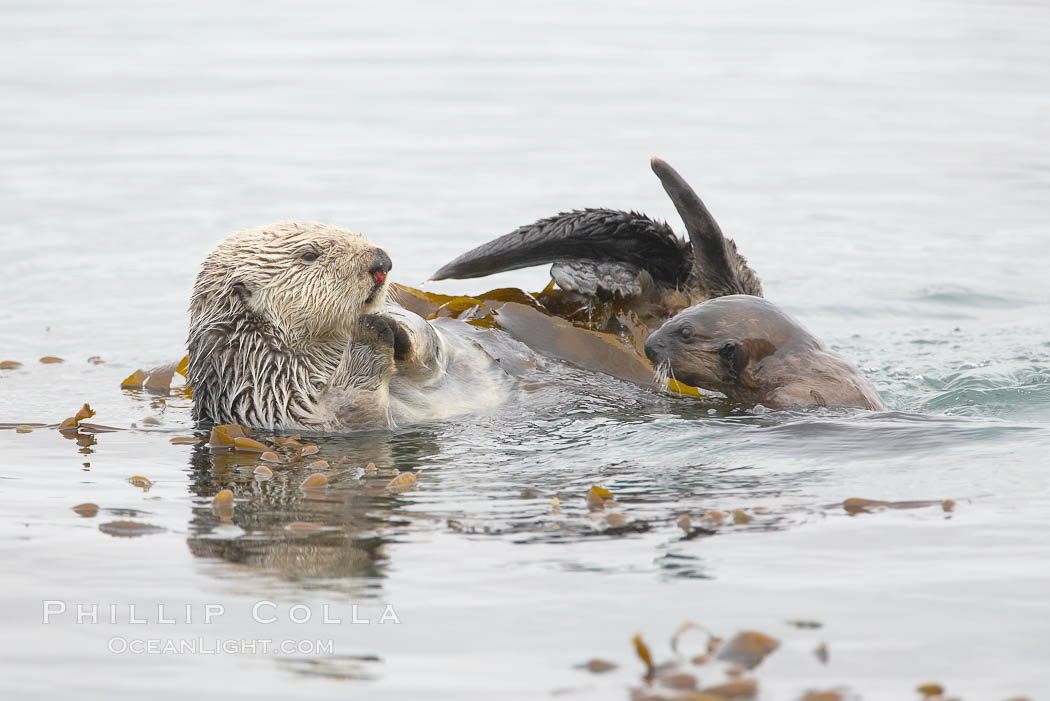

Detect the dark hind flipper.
[
  {"left": 430, "top": 208, "right": 691, "bottom": 289},
  {"left": 549, "top": 260, "right": 646, "bottom": 299},
  {"left": 650, "top": 157, "right": 762, "bottom": 298}
]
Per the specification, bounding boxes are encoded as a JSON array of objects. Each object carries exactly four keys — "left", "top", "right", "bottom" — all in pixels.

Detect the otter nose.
[
  {"left": 644, "top": 334, "right": 665, "bottom": 363},
  {"left": 369, "top": 249, "right": 392, "bottom": 285}
]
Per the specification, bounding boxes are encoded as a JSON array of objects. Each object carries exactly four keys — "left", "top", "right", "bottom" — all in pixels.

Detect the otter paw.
[{"left": 357, "top": 314, "right": 412, "bottom": 361}]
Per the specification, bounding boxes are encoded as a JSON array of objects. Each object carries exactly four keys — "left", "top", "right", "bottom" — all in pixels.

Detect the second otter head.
[
  {"left": 644, "top": 295, "right": 815, "bottom": 395},
  {"left": 190, "top": 221, "right": 392, "bottom": 342}
]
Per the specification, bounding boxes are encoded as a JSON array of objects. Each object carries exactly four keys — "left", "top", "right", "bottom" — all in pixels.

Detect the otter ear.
[
  {"left": 718, "top": 341, "right": 747, "bottom": 381},
  {"left": 230, "top": 281, "right": 252, "bottom": 305}
]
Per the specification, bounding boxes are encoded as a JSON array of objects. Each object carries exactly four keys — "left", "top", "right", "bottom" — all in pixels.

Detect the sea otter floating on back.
[
  {"left": 185, "top": 220, "right": 672, "bottom": 431},
  {"left": 187, "top": 159, "right": 882, "bottom": 430},
  {"left": 186, "top": 222, "right": 517, "bottom": 430}
]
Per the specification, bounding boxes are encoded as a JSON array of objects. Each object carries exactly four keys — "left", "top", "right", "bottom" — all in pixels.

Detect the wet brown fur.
[{"left": 646, "top": 295, "right": 884, "bottom": 410}]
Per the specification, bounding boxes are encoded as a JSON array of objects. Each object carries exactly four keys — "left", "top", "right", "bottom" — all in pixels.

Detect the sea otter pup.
[
  {"left": 187, "top": 222, "right": 512, "bottom": 430},
  {"left": 431, "top": 158, "right": 763, "bottom": 328},
  {"left": 645, "top": 295, "right": 884, "bottom": 411}
]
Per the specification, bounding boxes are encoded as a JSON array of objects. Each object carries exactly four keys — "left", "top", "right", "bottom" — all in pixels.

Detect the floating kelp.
[
  {"left": 71, "top": 503, "right": 99, "bottom": 517},
  {"left": 76, "top": 423, "right": 120, "bottom": 434},
  {"left": 232, "top": 436, "right": 268, "bottom": 452},
  {"left": 493, "top": 302, "right": 658, "bottom": 388},
  {"left": 39, "top": 356, "right": 64, "bottom": 364},
  {"left": 300, "top": 473, "right": 328, "bottom": 489},
  {"left": 393, "top": 283, "right": 705, "bottom": 396},
  {"left": 389, "top": 283, "right": 458, "bottom": 319},
  {"left": 98, "top": 521, "right": 165, "bottom": 537},
  {"left": 272, "top": 434, "right": 302, "bottom": 446},
  {"left": 576, "top": 659, "right": 617, "bottom": 673},
  {"left": 627, "top": 626, "right": 774, "bottom": 699},
  {"left": 386, "top": 471, "right": 418, "bottom": 491},
  {"left": 788, "top": 620, "right": 823, "bottom": 629},
  {"left": 208, "top": 423, "right": 247, "bottom": 447},
  {"left": 671, "top": 622, "right": 719, "bottom": 658},
  {"left": 127, "top": 475, "right": 153, "bottom": 491},
  {"left": 598, "top": 618, "right": 1015, "bottom": 700},
  {"left": 842, "top": 497, "right": 951, "bottom": 515},
  {"left": 144, "top": 362, "right": 177, "bottom": 391},
  {"left": 702, "top": 510, "right": 728, "bottom": 526},
  {"left": 658, "top": 672, "right": 698, "bottom": 690},
  {"left": 120, "top": 359, "right": 186, "bottom": 394},
  {"left": 917, "top": 683, "right": 944, "bottom": 697},
  {"left": 57, "top": 403, "right": 95, "bottom": 432},
  {"left": 120, "top": 369, "right": 148, "bottom": 389},
  {"left": 802, "top": 691, "right": 842, "bottom": 701},
  {"left": 0, "top": 423, "right": 44, "bottom": 432},
  {"left": 716, "top": 631, "right": 780, "bottom": 670},
  {"left": 0, "top": 360, "right": 21, "bottom": 370},
  {"left": 632, "top": 634, "right": 655, "bottom": 680},
  {"left": 701, "top": 678, "right": 758, "bottom": 698},
  {"left": 587, "top": 485, "right": 615, "bottom": 506},
  {"left": 813, "top": 642, "right": 829, "bottom": 665},
  {"left": 170, "top": 436, "right": 203, "bottom": 445}
]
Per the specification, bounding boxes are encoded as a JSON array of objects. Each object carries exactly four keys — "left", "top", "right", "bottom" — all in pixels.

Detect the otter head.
[
  {"left": 189, "top": 221, "right": 392, "bottom": 344},
  {"left": 644, "top": 295, "right": 814, "bottom": 397}
]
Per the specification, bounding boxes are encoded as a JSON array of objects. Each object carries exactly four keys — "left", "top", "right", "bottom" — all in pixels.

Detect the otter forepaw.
[{"left": 357, "top": 314, "right": 412, "bottom": 361}]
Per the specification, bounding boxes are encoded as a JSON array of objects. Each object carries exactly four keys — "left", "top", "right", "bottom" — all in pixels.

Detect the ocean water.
[{"left": 1, "top": 0, "right": 1049, "bottom": 698}]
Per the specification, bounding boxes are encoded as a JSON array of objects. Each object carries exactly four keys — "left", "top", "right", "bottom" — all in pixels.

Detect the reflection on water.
[{"left": 185, "top": 428, "right": 440, "bottom": 583}]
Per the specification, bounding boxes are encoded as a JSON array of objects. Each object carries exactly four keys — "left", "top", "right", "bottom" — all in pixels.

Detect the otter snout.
[
  {"left": 644, "top": 332, "right": 669, "bottom": 365},
  {"left": 368, "top": 249, "right": 392, "bottom": 285}
]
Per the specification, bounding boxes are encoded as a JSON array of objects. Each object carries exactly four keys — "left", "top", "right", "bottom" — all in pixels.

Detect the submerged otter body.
[
  {"left": 187, "top": 222, "right": 513, "bottom": 431},
  {"left": 644, "top": 295, "right": 884, "bottom": 410}
]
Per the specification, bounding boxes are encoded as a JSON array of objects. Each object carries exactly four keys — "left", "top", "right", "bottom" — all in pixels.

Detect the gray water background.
[{"left": 1, "top": 0, "right": 1049, "bottom": 698}]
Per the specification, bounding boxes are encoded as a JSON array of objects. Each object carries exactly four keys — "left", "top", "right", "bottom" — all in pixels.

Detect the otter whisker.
[{"left": 650, "top": 358, "right": 673, "bottom": 392}]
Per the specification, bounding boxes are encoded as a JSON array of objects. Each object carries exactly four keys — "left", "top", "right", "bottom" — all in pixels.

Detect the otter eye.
[
  {"left": 301, "top": 250, "right": 319, "bottom": 263},
  {"left": 677, "top": 325, "right": 693, "bottom": 341}
]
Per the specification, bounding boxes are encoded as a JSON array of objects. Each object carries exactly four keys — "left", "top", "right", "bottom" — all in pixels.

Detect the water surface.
[{"left": 2, "top": 1, "right": 1049, "bottom": 698}]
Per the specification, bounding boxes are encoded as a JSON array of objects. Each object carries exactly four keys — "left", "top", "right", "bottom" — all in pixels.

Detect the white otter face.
[{"left": 193, "top": 221, "right": 392, "bottom": 342}]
